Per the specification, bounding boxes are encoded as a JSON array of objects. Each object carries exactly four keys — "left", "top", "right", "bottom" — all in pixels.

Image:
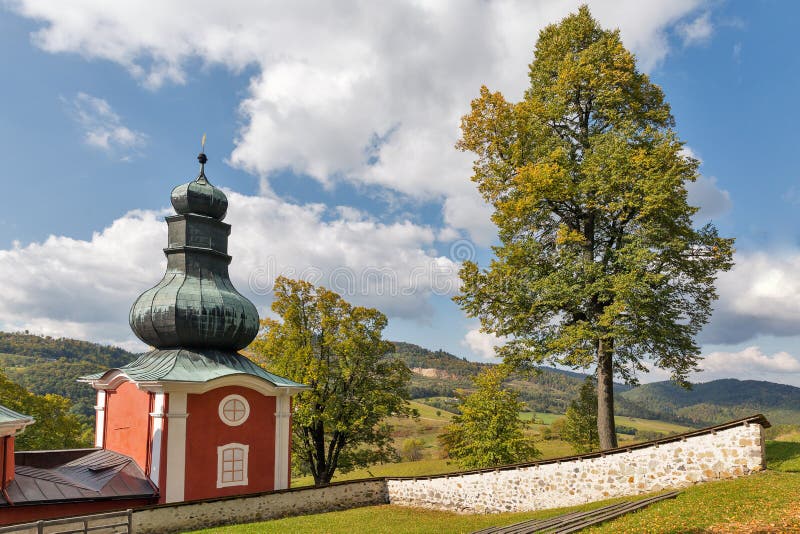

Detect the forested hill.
[
  {"left": 390, "top": 341, "right": 485, "bottom": 377},
  {"left": 618, "top": 379, "right": 800, "bottom": 426},
  {"left": 0, "top": 332, "right": 136, "bottom": 416}
]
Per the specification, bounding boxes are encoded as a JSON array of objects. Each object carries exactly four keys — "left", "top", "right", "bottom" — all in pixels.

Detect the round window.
[{"left": 218, "top": 394, "right": 250, "bottom": 426}]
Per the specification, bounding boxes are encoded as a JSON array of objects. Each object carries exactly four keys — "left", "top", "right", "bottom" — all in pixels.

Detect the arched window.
[
  {"left": 218, "top": 394, "right": 250, "bottom": 426},
  {"left": 217, "top": 443, "right": 249, "bottom": 488}
]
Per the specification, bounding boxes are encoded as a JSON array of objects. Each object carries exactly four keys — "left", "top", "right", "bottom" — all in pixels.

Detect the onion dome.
[
  {"left": 170, "top": 153, "right": 228, "bottom": 220},
  {"left": 129, "top": 151, "right": 259, "bottom": 351}
]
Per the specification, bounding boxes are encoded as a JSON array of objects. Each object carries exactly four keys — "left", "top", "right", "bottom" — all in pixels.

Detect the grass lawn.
[
  {"left": 765, "top": 440, "right": 800, "bottom": 472},
  {"left": 191, "top": 497, "right": 635, "bottom": 534}
]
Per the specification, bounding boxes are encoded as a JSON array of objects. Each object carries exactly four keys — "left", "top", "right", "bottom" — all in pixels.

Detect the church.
[{"left": 0, "top": 151, "right": 305, "bottom": 524}]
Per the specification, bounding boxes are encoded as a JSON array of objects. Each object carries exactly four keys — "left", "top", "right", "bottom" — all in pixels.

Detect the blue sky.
[{"left": 1, "top": 1, "right": 799, "bottom": 386}]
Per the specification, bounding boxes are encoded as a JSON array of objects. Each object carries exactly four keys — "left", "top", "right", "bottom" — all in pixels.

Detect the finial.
[{"left": 197, "top": 133, "right": 208, "bottom": 181}]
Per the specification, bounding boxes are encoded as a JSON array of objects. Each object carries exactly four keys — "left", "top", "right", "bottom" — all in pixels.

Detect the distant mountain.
[
  {"left": 388, "top": 341, "right": 800, "bottom": 427},
  {"left": 0, "top": 332, "right": 136, "bottom": 416},
  {"left": 618, "top": 379, "right": 800, "bottom": 426}
]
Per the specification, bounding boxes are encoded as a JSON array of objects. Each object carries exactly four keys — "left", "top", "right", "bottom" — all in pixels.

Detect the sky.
[{"left": 1, "top": 0, "right": 799, "bottom": 386}]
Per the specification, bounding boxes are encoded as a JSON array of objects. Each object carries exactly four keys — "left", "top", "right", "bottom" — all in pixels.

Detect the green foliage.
[
  {"left": 439, "top": 366, "right": 539, "bottom": 469},
  {"left": 400, "top": 438, "right": 425, "bottom": 462},
  {"left": 0, "top": 332, "right": 135, "bottom": 417},
  {"left": 0, "top": 369, "right": 91, "bottom": 450},
  {"left": 614, "top": 425, "right": 636, "bottom": 435},
  {"left": 563, "top": 377, "right": 600, "bottom": 453},
  {"left": 453, "top": 6, "right": 733, "bottom": 449},
  {"left": 250, "top": 277, "right": 414, "bottom": 486}
]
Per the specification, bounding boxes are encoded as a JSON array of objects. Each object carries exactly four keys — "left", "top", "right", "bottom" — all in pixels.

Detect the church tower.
[{"left": 82, "top": 150, "right": 305, "bottom": 503}]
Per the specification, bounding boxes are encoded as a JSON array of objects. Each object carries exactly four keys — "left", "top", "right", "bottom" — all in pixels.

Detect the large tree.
[
  {"left": 454, "top": 6, "right": 733, "bottom": 449},
  {"left": 250, "top": 276, "right": 413, "bottom": 486},
  {"left": 438, "top": 366, "right": 538, "bottom": 469}
]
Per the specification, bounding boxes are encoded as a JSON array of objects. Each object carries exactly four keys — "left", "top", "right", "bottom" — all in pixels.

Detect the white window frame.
[
  {"left": 217, "top": 443, "right": 249, "bottom": 488},
  {"left": 218, "top": 394, "right": 250, "bottom": 427}
]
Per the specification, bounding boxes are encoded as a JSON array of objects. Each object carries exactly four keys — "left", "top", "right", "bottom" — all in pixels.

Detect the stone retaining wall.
[
  {"left": 386, "top": 420, "right": 766, "bottom": 513},
  {"left": 132, "top": 479, "right": 387, "bottom": 534}
]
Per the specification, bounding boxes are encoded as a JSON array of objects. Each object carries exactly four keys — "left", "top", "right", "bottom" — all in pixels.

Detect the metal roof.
[
  {"left": 0, "top": 404, "right": 33, "bottom": 426},
  {"left": 3, "top": 449, "right": 156, "bottom": 506},
  {"left": 128, "top": 152, "right": 260, "bottom": 351},
  {"left": 80, "top": 348, "right": 306, "bottom": 389}
]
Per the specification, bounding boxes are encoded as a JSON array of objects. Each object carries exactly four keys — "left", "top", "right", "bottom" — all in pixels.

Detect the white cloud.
[
  {"left": 686, "top": 175, "right": 732, "bottom": 220},
  {"left": 680, "top": 146, "right": 732, "bottom": 221},
  {"left": 696, "top": 346, "right": 800, "bottom": 384},
  {"left": 0, "top": 190, "right": 460, "bottom": 348},
  {"left": 8, "top": 0, "right": 712, "bottom": 243},
  {"left": 64, "top": 92, "right": 147, "bottom": 157},
  {"left": 463, "top": 326, "right": 506, "bottom": 360},
  {"left": 702, "top": 251, "right": 800, "bottom": 344},
  {"left": 677, "top": 11, "right": 713, "bottom": 46}
]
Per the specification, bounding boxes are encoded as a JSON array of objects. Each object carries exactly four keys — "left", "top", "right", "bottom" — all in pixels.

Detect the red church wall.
[
  {"left": 104, "top": 381, "right": 152, "bottom": 472},
  {"left": 2, "top": 436, "right": 13, "bottom": 488},
  {"left": 184, "top": 386, "right": 276, "bottom": 501}
]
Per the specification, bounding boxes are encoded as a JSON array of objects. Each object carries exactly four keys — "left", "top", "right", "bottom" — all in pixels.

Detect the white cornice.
[
  {"left": 0, "top": 419, "right": 35, "bottom": 437},
  {"left": 83, "top": 371, "right": 304, "bottom": 397}
]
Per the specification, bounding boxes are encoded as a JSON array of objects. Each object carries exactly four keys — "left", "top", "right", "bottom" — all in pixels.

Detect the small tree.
[
  {"left": 251, "top": 276, "right": 414, "bottom": 486},
  {"left": 562, "top": 377, "right": 600, "bottom": 453},
  {"left": 439, "top": 366, "right": 539, "bottom": 469},
  {"left": 543, "top": 417, "right": 566, "bottom": 441},
  {"left": 400, "top": 438, "right": 425, "bottom": 461}
]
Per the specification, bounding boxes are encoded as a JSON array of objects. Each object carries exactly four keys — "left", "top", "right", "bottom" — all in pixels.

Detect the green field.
[{"left": 193, "top": 438, "right": 800, "bottom": 534}]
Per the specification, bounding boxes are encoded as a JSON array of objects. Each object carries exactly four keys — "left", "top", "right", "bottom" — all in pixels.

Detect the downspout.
[
  {"left": 1, "top": 436, "right": 13, "bottom": 505},
  {"left": 1, "top": 436, "right": 6, "bottom": 489}
]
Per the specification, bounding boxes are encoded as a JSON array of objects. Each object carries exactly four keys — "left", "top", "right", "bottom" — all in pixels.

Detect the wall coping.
[{"left": 386, "top": 413, "right": 770, "bottom": 482}]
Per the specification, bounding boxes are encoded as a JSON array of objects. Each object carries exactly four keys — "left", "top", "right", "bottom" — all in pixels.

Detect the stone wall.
[
  {"left": 386, "top": 420, "right": 766, "bottom": 513},
  {"left": 131, "top": 479, "right": 388, "bottom": 534}
]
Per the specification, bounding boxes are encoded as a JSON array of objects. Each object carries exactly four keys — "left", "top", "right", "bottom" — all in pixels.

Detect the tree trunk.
[
  {"left": 311, "top": 421, "right": 328, "bottom": 486},
  {"left": 596, "top": 338, "right": 618, "bottom": 450}
]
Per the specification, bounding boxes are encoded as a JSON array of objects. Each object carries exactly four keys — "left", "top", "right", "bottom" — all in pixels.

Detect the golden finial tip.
[{"left": 201, "top": 133, "right": 207, "bottom": 151}]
